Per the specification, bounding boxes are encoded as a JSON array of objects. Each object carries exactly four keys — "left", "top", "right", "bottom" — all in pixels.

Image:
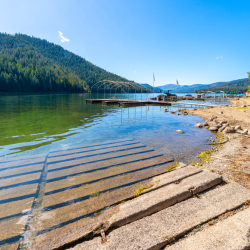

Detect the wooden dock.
[{"left": 85, "top": 99, "right": 218, "bottom": 108}]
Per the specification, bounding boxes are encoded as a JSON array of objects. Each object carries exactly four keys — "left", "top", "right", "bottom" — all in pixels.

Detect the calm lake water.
[
  {"left": 0, "top": 92, "right": 231, "bottom": 249},
  {"left": 0, "top": 92, "right": 223, "bottom": 162}
]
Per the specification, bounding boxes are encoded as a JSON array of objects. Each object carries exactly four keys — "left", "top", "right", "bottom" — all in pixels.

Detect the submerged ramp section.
[{"left": 0, "top": 138, "right": 174, "bottom": 250}]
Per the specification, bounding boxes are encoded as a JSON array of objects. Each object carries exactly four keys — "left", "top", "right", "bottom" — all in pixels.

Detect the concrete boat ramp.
[{"left": 0, "top": 139, "right": 250, "bottom": 249}]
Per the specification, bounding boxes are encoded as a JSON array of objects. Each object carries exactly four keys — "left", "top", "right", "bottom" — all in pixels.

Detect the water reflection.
[{"left": 0, "top": 92, "right": 226, "bottom": 159}]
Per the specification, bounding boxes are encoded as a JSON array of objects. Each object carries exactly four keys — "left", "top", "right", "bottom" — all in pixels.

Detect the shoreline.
[{"left": 187, "top": 97, "right": 250, "bottom": 190}]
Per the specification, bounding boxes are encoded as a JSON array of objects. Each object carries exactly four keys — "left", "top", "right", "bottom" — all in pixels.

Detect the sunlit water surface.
[{"left": 0, "top": 92, "right": 230, "bottom": 162}]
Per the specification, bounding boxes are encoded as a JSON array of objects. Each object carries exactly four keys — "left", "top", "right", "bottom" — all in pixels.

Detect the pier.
[{"left": 85, "top": 99, "right": 218, "bottom": 108}]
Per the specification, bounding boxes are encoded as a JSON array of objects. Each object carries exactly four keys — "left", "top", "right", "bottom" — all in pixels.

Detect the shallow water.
[{"left": 0, "top": 92, "right": 221, "bottom": 160}]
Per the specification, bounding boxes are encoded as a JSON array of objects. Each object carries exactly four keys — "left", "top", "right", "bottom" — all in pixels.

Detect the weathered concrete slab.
[
  {"left": 46, "top": 153, "right": 167, "bottom": 181},
  {"left": 0, "top": 216, "right": 28, "bottom": 250},
  {"left": 148, "top": 165, "right": 202, "bottom": 191},
  {"left": 47, "top": 147, "right": 155, "bottom": 170},
  {"left": 47, "top": 150, "right": 162, "bottom": 174},
  {"left": 0, "top": 156, "right": 46, "bottom": 170},
  {"left": 49, "top": 138, "right": 135, "bottom": 153},
  {"left": 166, "top": 207, "right": 250, "bottom": 250},
  {"left": 0, "top": 172, "right": 40, "bottom": 190},
  {"left": 0, "top": 197, "right": 34, "bottom": 219},
  {"left": 0, "top": 184, "right": 37, "bottom": 202},
  {"left": 43, "top": 158, "right": 174, "bottom": 208},
  {"left": 39, "top": 162, "right": 175, "bottom": 230},
  {"left": 108, "top": 171, "right": 222, "bottom": 228},
  {"left": 72, "top": 183, "right": 250, "bottom": 250},
  {"left": 47, "top": 143, "right": 146, "bottom": 164},
  {"left": 0, "top": 163, "right": 43, "bottom": 178},
  {"left": 35, "top": 166, "right": 200, "bottom": 249},
  {"left": 49, "top": 141, "right": 140, "bottom": 158},
  {"left": 0, "top": 153, "right": 46, "bottom": 164}
]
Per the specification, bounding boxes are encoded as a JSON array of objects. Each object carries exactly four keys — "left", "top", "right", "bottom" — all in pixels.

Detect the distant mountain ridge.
[
  {"left": 199, "top": 78, "right": 250, "bottom": 94},
  {"left": 140, "top": 83, "right": 162, "bottom": 93},
  {"left": 157, "top": 78, "right": 250, "bottom": 93}
]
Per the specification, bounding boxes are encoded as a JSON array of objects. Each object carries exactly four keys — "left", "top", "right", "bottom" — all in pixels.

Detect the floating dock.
[{"left": 85, "top": 99, "right": 218, "bottom": 108}]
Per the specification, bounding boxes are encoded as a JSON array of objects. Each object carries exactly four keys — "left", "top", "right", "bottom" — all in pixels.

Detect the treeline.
[
  {"left": 0, "top": 51, "right": 89, "bottom": 92},
  {"left": 0, "top": 33, "right": 130, "bottom": 93}
]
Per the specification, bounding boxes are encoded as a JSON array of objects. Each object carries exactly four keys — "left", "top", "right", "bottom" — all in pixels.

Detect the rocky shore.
[{"left": 186, "top": 97, "right": 250, "bottom": 190}]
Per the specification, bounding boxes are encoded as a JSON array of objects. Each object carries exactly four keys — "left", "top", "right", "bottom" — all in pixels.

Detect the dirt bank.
[{"left": 188, "top": 97, "right": 250, "bottom": 190}]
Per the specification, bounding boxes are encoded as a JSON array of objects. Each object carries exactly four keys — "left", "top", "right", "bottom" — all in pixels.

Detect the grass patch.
[
  {"left": 134, "top": 184, "right": 153, "bottom": 197},
  {"left": 166, "top": 162, "right": 179, "bottom": 172},
  {"left": 120, "top": 190, "right": 129, "bottom": 196},
  {"left": 236, "top": 107, "right": 249, "bottom": 110},
  {"left": 197, "top": 149, "right": 213, "bottom": 163},
  {"left": 216, "top": 133, "right": 225, "bottom": 143},
  {"left": 90, "top": 190, "right": 99, "bottom": 197},
  {"left": 97, "top": 210, "right": 103, "bottom": 216},
  {"left": 190, "top": 162, "right": 198, "bottom": 166}
]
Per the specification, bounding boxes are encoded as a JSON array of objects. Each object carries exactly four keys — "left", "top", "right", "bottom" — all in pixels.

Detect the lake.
[
  {"left": 0, "top": 92, "right": 218, "bottom": 162},
  {"left": 0, "top": 92, "right": 229, "bottom": 249}
]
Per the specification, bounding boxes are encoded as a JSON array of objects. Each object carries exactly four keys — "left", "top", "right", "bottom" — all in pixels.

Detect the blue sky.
[{"left": 1, "top": 0, "right": 250, "bottom": 86}]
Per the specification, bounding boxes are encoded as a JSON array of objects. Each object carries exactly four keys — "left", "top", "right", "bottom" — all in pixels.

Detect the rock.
[
  {"left": 209, "top": 127, "right": 218, "bottom": 131},
  {"left": 210, "top": 115, "right": 217, "bottom": 121},
  {"left": 218, "top": 111, "right": 223, "bottom": 114},
  {"left": 243, "top": 105, "right": 247, "bottom": 107},
  {"left": 207, "top": 121, "right": 217, "bottom": 126},
  {"left": 218, "top": 124, "right": 229, "bottom": 132},
  {"left": 219, "top": 121, "right": 227, "bottom": 125},
  {"left": 203, "top": 122, "right": 209, "bottom": 127},
  {"left": 177, "top": 113, "right": 181, "bottom": 115},
  {"left": 163, "top": 108, "right": 168, "bottom": 112},
  {"left": 195, "top": 123, "right": 203, "bottom": 128},
  {"left": 176, "top": 130, "right": 184, "bottom": 133},
  {"left": 235, "top": 125, "right": 242, "bottom": 130},
  {"left": 223, "top": 127, "right": 235, "bottom": 133},
  {"left": 239, "top": 129, "right": 248, "bottom": 135},
  {"left": 171, "top": 111, "right": 177, "bottom": 114},
  {"left": 218, "top": 127, "right": 225, "bottom": 132}
]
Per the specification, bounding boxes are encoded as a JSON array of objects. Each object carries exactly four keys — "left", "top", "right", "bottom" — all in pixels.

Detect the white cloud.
[
  {"left": 215, "top": 56, "right": 223, "bottom": 59},
  {"left": 58, "top": 31, "right": 70, "bottom": 43}
]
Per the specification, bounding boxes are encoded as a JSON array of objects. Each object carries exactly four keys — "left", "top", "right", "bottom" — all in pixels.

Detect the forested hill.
[
  {"left": 196, "top": 78, "right": 250, "bottom": 94},
  {"left": 0, "top": 33, "right": 129, "bottom": 93}
]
